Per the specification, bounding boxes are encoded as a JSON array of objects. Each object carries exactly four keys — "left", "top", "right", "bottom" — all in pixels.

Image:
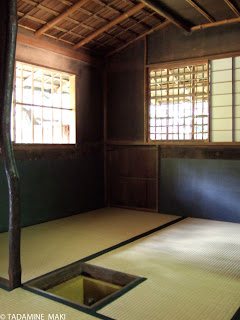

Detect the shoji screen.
[
  {"left": 210, "top": 57, "right": 240, "bottom": 142},
  {"left": 235, "top": 57, "right": 240, "bottom": 141},
  {"left": 210, "top": 58, "right": 233, "bottom": 142}
]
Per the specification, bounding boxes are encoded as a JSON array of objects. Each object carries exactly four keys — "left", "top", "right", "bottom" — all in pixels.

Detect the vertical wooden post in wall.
[
  {"left": 0, "top": 0, "right": 22, "bottom": 289},
  {"left": 207, "top": 61, "right": 211, "bottom": 142},
  {"left": 103, "top": 64, "right": 108, "bottom": 206},
  {"left": 144, "top": 36, "right": 149, "bottom": 143},
  {"left": 232, "top": 57, "right": 235, "bottom": 142},
  {"left": 155, "top": 146, "right": 159, "bottom": 213}
]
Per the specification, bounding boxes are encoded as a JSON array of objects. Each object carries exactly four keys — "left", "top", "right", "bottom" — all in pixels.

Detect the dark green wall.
[
  {"left": 159, "top": 158, "right": 240, "bottom": 223},
  {"left": 107, "top": 23, "right": 240, "bottom": 223},
  {"left": 0, "top": 156, "right": 104, "bottom": 232}
]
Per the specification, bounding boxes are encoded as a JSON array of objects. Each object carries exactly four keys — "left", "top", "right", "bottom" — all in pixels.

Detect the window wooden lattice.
[
  {"left": 12, "top": 62, "right": 76, "bottom": 144},
  {"left": 149, "top": 62, "right": 209, "bottom": 141}
]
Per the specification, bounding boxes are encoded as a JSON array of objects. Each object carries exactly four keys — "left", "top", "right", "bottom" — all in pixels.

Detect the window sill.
[
  {"left": 0, "top": 143, "right": 103, "bottom": 160},
  {"left": 12, "top": 143, "right": 77, "bottom": 151},
  {"left": 107, "top": 140, "right": 240, "bottom": 147}
]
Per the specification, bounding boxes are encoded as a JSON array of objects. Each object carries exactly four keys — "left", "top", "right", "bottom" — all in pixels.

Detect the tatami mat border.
[{"left": 231, "top": 307, "right": 240, "bottom": 320}]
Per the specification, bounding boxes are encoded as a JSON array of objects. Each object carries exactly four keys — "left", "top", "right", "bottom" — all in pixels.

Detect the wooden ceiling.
[{"left": 17, "top": 0, "right": 240, "bottom": 57}]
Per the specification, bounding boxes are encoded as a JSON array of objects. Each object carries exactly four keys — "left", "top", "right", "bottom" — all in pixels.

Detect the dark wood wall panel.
[
  {"left": 106, "top": 40, "right": 145, "bottom": 141},
  {"left": 108, "top": 147, "right": 157, "bottom": 211}
]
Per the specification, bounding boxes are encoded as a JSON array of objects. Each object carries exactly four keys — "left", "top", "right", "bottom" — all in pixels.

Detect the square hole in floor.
[{"left": 23, "top": 262, "right": 146, "bottom": 311}]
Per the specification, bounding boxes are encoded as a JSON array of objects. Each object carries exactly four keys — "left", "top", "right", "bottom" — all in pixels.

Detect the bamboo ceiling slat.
[
  {"left": 18, "top": 5, "right": 122, "bottom": 49},
  {"left": 23, "top": 0, "right": 135, "bottom": 48},
  {"left": 93, "top": 0, "right": 157, "bottom": 31},
  {"left": 71, "top": 0, "right": 154, "bottom": 39},
  {"left": 18, "top": 0, "right": 46, "bottom": 23},
  {"left": 17, "top": 15, "right": 111, "bottom": 50},
  {"left": 93, "top": 9, "right": 159, "bottom": 49},
  {"left": 73, "top": 2, "right": 145, "bottom": 49},
  {"left": 59, "top": 0, "right": 158, "bottom": 39},
  {"left": 107, "top": 19, "right": 170, "bottom": 56},
  {"left": 34, "top": 0, "right": 90, "bottom": 37},
  {"left": 58, "top": 0, "right": 139, "bottom": 42},
  {"left": 72, "top": 4, "right": 159, "bottom": 49}
]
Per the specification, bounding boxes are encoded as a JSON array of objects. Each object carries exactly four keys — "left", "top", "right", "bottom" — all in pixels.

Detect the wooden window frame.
[
  {"left": 147, "top": 59, "right": 210, "bottom": 143},
  {"left": 11, "top": 61, "right": 76, "bottom": 146}
]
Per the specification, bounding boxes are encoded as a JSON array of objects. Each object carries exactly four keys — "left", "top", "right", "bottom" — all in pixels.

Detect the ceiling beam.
[
  {"left": 34, "top": 0, "right": 89, "bottom": 38},
  {"left": 185, "top": 0, "right": 215, "bottom": 22},
  {"left": 73, "top": 3, "right": 145, "bottom": 50},
  {"left": 224, "top": 0, "right": 240, "bottom": 17},
  {"left": 17, "top": 33, "right": 101, "bottom": 65},
  {"left": 138, "top": 0, "right": 191, "bottom": 32},
  {"left": 192, "top": 16, "right": 240, "bottom": 31},
  {"left": 107, "top": 20, "right": 170, "bottom": 57}
]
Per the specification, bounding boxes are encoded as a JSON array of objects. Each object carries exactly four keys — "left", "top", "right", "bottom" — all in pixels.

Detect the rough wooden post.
[{"left": 0, "top": 0, "right": 21, "bottom": 289}]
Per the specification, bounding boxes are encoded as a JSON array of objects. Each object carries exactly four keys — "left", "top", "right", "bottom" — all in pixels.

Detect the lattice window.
[
  {"left": 11, "top": 62, "right": 76, "bottom": 144},
  {"left": 149, "top": 62, "right": 209, "bottom": 141}
]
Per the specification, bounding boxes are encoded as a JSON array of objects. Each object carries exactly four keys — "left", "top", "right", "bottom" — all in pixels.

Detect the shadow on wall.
[{"left": 159, "top": 158, "right": 240, "bottom": 223}]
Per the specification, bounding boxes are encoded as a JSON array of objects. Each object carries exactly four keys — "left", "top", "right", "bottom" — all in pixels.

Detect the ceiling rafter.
[
  {"left": 60, "top": 0, "right": 163, "bottom": 48},
  {"left": 73, "top": 2, "right": 145, "bottom": 50},
  {"left": 224, "top": 0, "right": 240, "bottom": 17},
  {"left": 34, "top": 0, "right": 90, "bottom": 37},
  {"left": 138, "top": 0, "right": 191, "bottom": 32},
  {"left": 57, "top": 0, "right": 139, "bottom": 43},
  {"left": 18, "top": 0, "right": 89, "bottom": 29},
  {"left": 17, "top": 10, "right": 114, "bottom": 50},
  {"left": 91, "top": 0, "right": 163, "bottom": 29},
  {"left": 185, "top": 0, "right": 215, "bottom": 22},
  {"left": 94, "top": 9, "right": 161, "bottom": 50},
  {"left": 32, "top": 0, "right": 149, "bottom": 41},
  {"left": 192, "top": 16, "right": 240, "bottom": 30},
  {"left": 107, "top": 20, "right": 170, "bottom": 57},
  {"left": 56, "top": 0, "right": 154, "bottom": 41}
]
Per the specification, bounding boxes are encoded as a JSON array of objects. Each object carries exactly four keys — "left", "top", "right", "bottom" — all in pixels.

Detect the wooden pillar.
[{"left": 0, "top": 0, "right": 21, "bottom": 289}]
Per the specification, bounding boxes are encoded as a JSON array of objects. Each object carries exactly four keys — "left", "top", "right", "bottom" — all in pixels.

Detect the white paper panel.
[
  {"left": 211, "top": 130, "right": 232, "bottom": 142},
  {"left": 211, "top": 118, "right": 232, "bottom": 131},
  {"left": 211, "top": 94, "right": 232, "bottom": 107},
  {"left": 211, "top": 70, "right": 232, "bottom": 83},
  {"left": 211, "top": 58, "right": 232, "bottom": 71},
  {"left": 211, "top": 106, "right": 232, "bottom": 119},
  {"left": 211, "top": 82, "right": 232, "bottom": 95}
]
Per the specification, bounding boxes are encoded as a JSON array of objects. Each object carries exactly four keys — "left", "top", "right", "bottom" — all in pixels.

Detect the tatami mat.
[
  {"left": 0, "top": 288, "right": 97, "bottom": 320},
  {"left": 89, "top": 218, "right": 240, "bottom": 320},
  {"left": 0, "top": 207, "right": 179, "bottom": 282}
]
